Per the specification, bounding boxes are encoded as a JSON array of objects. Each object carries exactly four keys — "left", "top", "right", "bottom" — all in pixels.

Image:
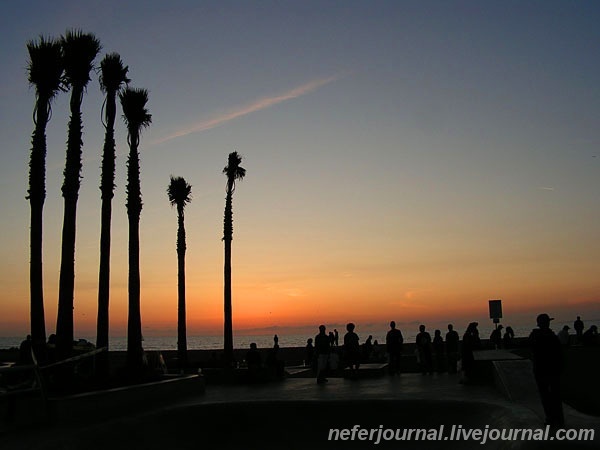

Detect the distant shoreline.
[{"left": 0, "top": 337, "right": 532, "bottom": 368}]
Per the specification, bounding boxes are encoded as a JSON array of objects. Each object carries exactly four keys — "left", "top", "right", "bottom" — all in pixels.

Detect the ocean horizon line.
[{"left": 1, "top": 318, "right": 588, "bottom": 352}]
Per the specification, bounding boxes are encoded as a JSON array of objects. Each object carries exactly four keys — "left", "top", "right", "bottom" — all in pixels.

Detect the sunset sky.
[{"left": 1, "top": 1, "right": 599, "bottom": 342}]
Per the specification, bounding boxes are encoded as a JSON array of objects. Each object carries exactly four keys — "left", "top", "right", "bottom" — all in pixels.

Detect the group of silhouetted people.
[
  {"left": 242, "top": 338, "right": 285, "bottom": 383},
  {"left": 306, "top": 320, "right": 480, "bottom": 383},
  {"left": 309, "top": 320, "right": 488, "bottom": 383},
  {"left": 233, "top": 312, "right": 598, "bottom": 431}
]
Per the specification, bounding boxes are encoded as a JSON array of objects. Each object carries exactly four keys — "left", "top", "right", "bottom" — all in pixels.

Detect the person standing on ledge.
[
  {"left": 416, "top": 324, "right": 433, "bottom": 375},
  {"left": 573, "top": 316, "right": 584, "bottom": 343},
  {"left": 445, "top": 324, "right": 459, "bottom": 374},
  {"left": 386, "top": 321, "right": 404, "bottom": 376},
  {"left": 343, "top": 322, "right": 361, "bottom": 377},
  {"left": 530, "top": 313, "right": 564, "bottom": 428},
  {"left": 460, "top": 322, "right": 479, "bottom": 383},
  {"left": 490, "top": 325, "right": 504, "bottom": 349},
  {"left": 315, "top": 325, "right": 331, "bottom": 384}
]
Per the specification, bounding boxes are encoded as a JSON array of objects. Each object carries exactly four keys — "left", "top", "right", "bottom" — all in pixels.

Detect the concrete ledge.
[
  {"left": 48, "top": 374, "right": 205, "bottom": 425},
  {"left": 343, "top": 363, "right": 388, "bottom": 378},
  {"left": 284, "top": 366, "right": 313, "bottom": 377}
]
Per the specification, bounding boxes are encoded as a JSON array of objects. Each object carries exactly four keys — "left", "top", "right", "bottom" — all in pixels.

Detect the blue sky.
[{"left": 1, "top": 1, "right": 599, "bottom": 339}]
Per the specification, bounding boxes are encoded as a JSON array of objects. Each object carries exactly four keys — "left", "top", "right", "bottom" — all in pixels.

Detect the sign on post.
[{"left": 489, "top": 299, "right": 502, "bottom": 324}]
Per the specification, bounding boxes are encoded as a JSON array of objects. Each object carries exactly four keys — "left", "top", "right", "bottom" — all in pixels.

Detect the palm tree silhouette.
[
  {"left": 96, "top": 53, "right": 130, "bottom": 376},
  {"left": 167, "top": 176, "right": 192, "bottom": 368},
  {"left": 120, "top": 87, "right": 151, "bottom": 372},
  {"left": 26, "top": 36, "right": 64, "bottom": 354},
  {"left": 56, "top": 30, "right": 101, "bottom": 359},
  {"left": 222, "top": 151, "right": 245, "bottom": 367}
]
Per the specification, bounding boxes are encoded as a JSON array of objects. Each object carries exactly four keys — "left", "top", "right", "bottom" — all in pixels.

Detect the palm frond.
[
  {"left": 223, "top": 151, "right": 246, "bottom": 182},
  {"left": 61, "top": 29, "right": 101, "bottom": 88},
  {"left": 99, "top": 53, "right": 130, "bottom": 93},
  {"left": 27, "top": 35, "right": 64, "bottom": 97},
  {"left": 167, "top": 176, "right": 192, "bottom": 207},
  {"left": 120, "top": 87, "right": 152, "bottom": 129}
]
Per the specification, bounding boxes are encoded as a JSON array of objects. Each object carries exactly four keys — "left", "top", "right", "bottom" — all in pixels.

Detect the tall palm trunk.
[
  {"left": 96, "top": 53, "right": 129, "bottom": 379},
  {"left": 120, "top": 86, "right": 150, "bottom": 375},
  {"left": 167, "top": 175, "right": 191, "bottom": 369},
  {"left": 56, "top": 84, "right": 84, "bottom": 359},
  {"left": 126, "top": 131, "right": 143, "bottom": 371},
  {"left": 55, "top": 30, "right": 101, "bottom": 360},
  {"left": 176, "top": 204, "right": 187, "bottom": 367},
  {"left": 28, "top": 91, "right": 51, "bottom": 351},
  {"left": 26, "top": 36, "right": 63, "bottom": 361},
  {"left": 222, "top": 152, "right": 244, "bottom": 369},
  {"left": 96, "top": 88, "right": 116, "bottom": 376},
  {"left": 223, "top": 182, "right": 234, "bottom": 366}
]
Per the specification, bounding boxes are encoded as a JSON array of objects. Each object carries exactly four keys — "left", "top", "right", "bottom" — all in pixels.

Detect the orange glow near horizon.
[{"left": 1, "top": 258, "right": 599, "bottom": 339}]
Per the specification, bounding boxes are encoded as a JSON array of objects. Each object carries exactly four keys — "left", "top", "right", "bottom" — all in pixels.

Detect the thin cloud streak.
[{"left": 154, "top": 74, "right": 342, "bottom": 144}]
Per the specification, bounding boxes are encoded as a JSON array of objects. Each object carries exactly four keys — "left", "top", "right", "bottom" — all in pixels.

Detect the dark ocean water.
[{"left": 1, "top": 318, "right": 586, "bottom": 351}]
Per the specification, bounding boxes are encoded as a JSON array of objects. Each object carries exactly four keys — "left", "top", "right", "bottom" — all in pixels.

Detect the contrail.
[{"left": 154, "top": 74, "right": 341, "bottom": 144}]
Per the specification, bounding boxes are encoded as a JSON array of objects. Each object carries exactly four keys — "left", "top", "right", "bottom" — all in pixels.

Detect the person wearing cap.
[{"left": 529, "top": 313, "right": 564, "bottom": 428}]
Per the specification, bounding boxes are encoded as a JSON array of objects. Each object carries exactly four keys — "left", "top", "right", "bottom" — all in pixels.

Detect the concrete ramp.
[
  {"left": 493, "top": 360, "right": 540, "bottom": 402},
  {"left": 493, "top": 359, "right": 545, "bottom": 420},
  {"left": 492, "top": 359, "right": 600, "bottom": 441}
]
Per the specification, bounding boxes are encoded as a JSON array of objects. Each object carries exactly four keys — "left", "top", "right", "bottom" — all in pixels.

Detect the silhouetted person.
[
  {"left": 529, "top": 313, "right": 564, "bottom": 428},
  {"left": 461, "top": 322, "right": 479, "bottom": 383},
  {"left": 315, "top": 325, "right": 331, "bottom": 384},
  {"left": 445, "top": 324, "right": 459, "bottom": 374},
  {"left": 503, "top": 326, "right": 515, "bottom": 349},
  {"left": 343, "top": 323, "right": 360, "bottom": 377},
  {"left": 328, "top": 331, "right": 335, "bottom": 347},
  {"left": 265, "top": 345, "right": 284, "bottom": 379},
  {"left": 582, "top": 325, "right": 598, "bottom": 346},
  {"left": 246, "top": 342, "right": 262, "bottom": 370},
  {"left": 305, "top": 338, "right": 314, "bottom": 368},
  {"left": 362, "top": 335, "right": 373, "bottom": 362},
  {"left": 416, "top": 324, "right": 433, "bottom": 375},
  {"left": 372, "top": 339, "right": 383, "bottom": 362},
  {"left": 574, "top": 316, "right": 584, "bottom": 342},
  {"left": 490, "top": 325, "right": 503, "bottom": 349},
  {"left": 18, "top": 335, "right": 33, "bottom": 365},
  {"left": 432, "top": 329, "right": 445, "bottom": 373},
  {"left": 334, "top": 328, "right": 339, "bottom": 346},
  {"left": 386, "top": 321, "right": 404, "bottom": 375},
  {"left": 273, "top": 334, "right": 279, "bottom": 347},
  {"left": 147, "top": 351, "right": 167, "bottom": 376},
  {"left": 557, "top": 326, "right": 570, "bottom": 347}
]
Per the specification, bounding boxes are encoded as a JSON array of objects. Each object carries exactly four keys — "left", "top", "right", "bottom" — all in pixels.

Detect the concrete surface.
[{"left": 1, "top": 363, "right": 597, "bottom": 450}]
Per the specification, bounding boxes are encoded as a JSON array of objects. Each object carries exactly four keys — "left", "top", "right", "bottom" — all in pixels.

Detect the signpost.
[
  {"left": 489, "top": 299, "right": 502, "bottom": 327},
  {"left": 489, "top": 299, "right": 503, "bottom": 349}
]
